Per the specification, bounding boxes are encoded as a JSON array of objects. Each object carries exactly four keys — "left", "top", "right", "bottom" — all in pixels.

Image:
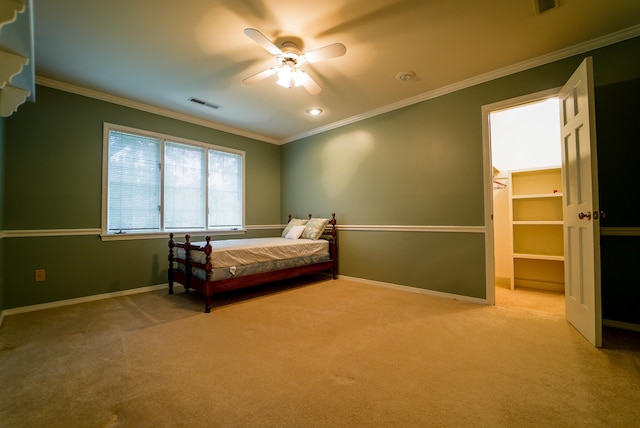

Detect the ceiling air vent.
[
  {"left": 189, "top": 97, "right": 220, "bottom": 110},
  {"left": 534, "top": 0, "right": 559, "bottom": 14}
]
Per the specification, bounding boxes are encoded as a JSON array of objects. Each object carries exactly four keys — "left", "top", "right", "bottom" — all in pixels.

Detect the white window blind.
[
  {"left": 103, "top": 124, "right": 245, "bottom": 236},
  {"left": 208, "top": 149, "right": 243, "bottom": 229},
  {"left": 165, "top": 141, "right": 206, "bottom": 229},
  {"left": 107, "top": 130, "right": 161, "bottom": 233}
]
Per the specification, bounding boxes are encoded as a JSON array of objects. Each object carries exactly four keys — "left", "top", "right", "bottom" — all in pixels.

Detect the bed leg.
[
  {"left": 204, "top": 296, "right": 212, "bottom": 313},
  {"left": 168, "top": 233, "right": 175, "bottom": 295},
  {"left": 330, "top": 234, "right": 338, "bottom": 280}
]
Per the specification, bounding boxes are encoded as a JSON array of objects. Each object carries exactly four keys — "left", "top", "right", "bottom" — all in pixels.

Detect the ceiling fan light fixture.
[
  {"left": 243, "top": 28, "right": 345, "bottom": 95},
  {"left": 293, "top": 69, "right": 308, "bottom": 87},
  {"left": 276, "top": 65, "right": 293, "bottom": 88},
  {"left": 276, "top": 63, "right": 308, "bottom": 89}
]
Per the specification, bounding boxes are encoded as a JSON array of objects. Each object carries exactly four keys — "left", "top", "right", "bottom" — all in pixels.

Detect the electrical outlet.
[{"left": 35, "top": 269, "right": 46, "bottom": 282}]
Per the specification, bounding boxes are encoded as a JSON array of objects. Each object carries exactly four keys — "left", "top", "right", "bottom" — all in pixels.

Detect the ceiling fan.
[{"left": 242, "top": 28, "right": 347, "bottom": 95}]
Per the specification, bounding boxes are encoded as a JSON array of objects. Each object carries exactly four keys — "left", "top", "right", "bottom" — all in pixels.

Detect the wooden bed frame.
[{"left": 168, "top": 213, "right": 337, "bottom": 312}]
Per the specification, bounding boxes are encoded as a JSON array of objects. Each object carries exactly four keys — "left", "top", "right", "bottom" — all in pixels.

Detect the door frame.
[{"left": 482, "top": 87, "right": 561, "bottom": 305}]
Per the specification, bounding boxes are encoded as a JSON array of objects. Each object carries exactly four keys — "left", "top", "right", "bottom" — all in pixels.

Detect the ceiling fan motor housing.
[{"left": 280, "top": 42, "right": 301, "bottom": 63}]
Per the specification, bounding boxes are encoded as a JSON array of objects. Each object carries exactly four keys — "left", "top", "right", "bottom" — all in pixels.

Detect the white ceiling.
[{"left": 33, "top": 0, "right": 640, "bottom": 144}]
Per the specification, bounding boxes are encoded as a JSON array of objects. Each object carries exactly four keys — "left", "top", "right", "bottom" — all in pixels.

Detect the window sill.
[{"left": 100, "top": 229, "right": 247, "bottom": 242}]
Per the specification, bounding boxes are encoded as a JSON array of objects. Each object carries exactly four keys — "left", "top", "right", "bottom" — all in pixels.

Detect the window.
[{"left": 102, "top": 124, "right": 244, "bottom": 237}]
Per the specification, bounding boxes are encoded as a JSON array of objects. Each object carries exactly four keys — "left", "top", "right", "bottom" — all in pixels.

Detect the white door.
[{"left": 559, "top": 57, "right": 602, "bottom": 347}]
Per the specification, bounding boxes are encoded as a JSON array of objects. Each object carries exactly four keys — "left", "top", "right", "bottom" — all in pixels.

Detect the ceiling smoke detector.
[{"left": 396, "top": 71, "right": 416, "bottom": 81}]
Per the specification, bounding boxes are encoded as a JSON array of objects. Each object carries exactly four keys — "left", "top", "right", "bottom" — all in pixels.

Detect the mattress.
[
  {"left": 174, "top": 237, "right": 329, "bottom": 268},
  {"left": 185, "top": 253, "right": 331, "bottom": 281}
]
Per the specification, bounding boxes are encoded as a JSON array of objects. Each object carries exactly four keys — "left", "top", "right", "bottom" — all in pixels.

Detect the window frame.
[{"left": 101, "top": 123, "right": 246, "bottom": 241}]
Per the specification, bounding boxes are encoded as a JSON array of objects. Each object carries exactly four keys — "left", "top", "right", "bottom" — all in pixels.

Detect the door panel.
[{"left": 559, "top": 57, "right": 602, "bottom": 347}]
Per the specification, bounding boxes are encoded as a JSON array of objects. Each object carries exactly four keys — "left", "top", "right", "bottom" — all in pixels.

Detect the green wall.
[
  {"left": 3, "top": 36, "right": 640, "bottom": 321},
  {"left": 3, "top": 86, "right": 281, "bottom": 308},
  {"left": 0, "top": 116, "right": 5, "bottom": 314},
  {"left": 282, "top": 36, "right": 640, "bottom": 303},
  {"left": 596, "top": 78, "right": 640, "bottom": 325}
]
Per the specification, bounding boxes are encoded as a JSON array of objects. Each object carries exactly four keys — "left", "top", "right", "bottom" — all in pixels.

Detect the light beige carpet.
[
  {"left": 1, "top": 277, "right": 639, "bottom": 427},
  {"left": 495, "top": 284, "right": 565, "bottom": 316}
]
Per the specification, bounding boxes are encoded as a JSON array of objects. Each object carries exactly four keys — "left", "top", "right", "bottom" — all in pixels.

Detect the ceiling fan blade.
[
  {"left": 244, "top": 28, "right": 282, "bottom": 56},
  {"left": 243, "top": 68, "right": 276, "bottom": 85},
  {"left": 302, "top": 43, "right": 347, "bottom": 64},
  {"left": 299, "top": 71, "right": 322, "bottom": 95}
]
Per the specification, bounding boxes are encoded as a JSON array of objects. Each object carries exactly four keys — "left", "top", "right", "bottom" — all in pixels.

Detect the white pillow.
[
  {"left": 284, "top": 225, "right": 306, "bottom": 239},
  {"left": 301, "top": 218, "right": 329, "bottom": 240},
  {"left": 281, "top": 218, "right": 308, "bottom": 237}
]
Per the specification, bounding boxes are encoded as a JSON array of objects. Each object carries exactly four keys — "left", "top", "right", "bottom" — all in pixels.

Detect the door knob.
[{"left": 578, "top": 212, "right": 591, "bottom": 220}]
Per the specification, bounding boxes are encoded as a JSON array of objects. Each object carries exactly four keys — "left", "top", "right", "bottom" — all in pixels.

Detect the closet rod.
[{"left": 493, "top": 180, "right": 506, "bottom": 189}]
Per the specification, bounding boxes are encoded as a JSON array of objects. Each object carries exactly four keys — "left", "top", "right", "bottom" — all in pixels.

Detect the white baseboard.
[
  {"left": 495, "top": 277, "right": 511, "bottom": 288},
  {"left": 2, "top": 283, "right": 180, "bottom": 316},
  {"left": 2, "top": 276, "right": 487, "bottom": 320},
  {"left": 603, "top": 319, "right": 640, "bottom": 333},
  {"left": 4, "top": 278, "right": 638, "bottom": 334},
  {"left": 343, "top": 277, "right": 640, "bottom": 331},
  {"left": 338, "top": 275, "right": 488, "bottom": 305}
]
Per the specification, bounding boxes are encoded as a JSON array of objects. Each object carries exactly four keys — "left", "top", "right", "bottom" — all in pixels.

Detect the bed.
[{"left": 168, "top": 213, "right": 337, "bottom": 312}]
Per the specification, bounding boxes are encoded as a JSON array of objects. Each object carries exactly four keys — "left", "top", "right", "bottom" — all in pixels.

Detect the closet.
[
  {"left": 489, "top": 95, "right": 563, "bottom": 303},
  {"left": 508, "top": 166, "right": 564, "bottom": 291}
]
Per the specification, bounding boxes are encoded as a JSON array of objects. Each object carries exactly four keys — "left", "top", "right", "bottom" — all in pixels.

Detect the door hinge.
[{"left": 593, "top": 210, "right": 606, "bottom": 220}]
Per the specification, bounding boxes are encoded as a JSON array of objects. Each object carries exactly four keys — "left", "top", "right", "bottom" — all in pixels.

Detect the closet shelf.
[
  {"left": 508, "top": 166, "right": 564, "bottom": 291},
  {"left": 513, "top": 220, "right": 563, "bottom": 225},
  {"left": 512, "top": 193, "right": 563, "bottom": 199},
  {"left": 513, "top": 253, "right": 564, "bottom": 261}
]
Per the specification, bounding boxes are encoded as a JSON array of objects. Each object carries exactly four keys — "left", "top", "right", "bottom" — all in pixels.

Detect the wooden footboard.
[{"left": 168, "top": 214, "right": 337, "bottom": 312}]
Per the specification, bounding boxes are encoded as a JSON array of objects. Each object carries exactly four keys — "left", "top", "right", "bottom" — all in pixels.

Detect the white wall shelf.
[
  {"left": 508, "top": 167, "right": 565, "bottom": 291},
  {"left": 0, "top": 0, "right": 34, "bottom": 117}
]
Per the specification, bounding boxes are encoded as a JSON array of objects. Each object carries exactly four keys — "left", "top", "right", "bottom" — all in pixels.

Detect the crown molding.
[
  {"left": 35, "top": 76, "right": 280, "bottom": 145},
  {"left": 282, "top": 24, "right": 640, "bottom": 144},
  {"left": 35, "top": 25, "right": 640, "bottom": 146}
]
